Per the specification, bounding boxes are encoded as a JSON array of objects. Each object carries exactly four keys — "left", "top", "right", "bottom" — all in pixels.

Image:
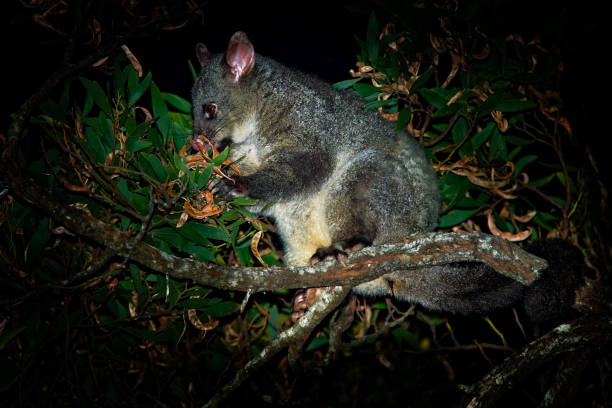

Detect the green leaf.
[
  {"left": 182, "top": 286, "right": 212, "bottom": 298},
  {"left": 128, "top": 71, "right": 152, "bottom": 107},
  {"left": 126, "top": 121, "right": 152, "bottom": 153},
  {"left": 79, "top": 77, "right": 112, "bottom": 117},
  {"left": 191, "top": 164, "right": 213, "bottom": 189},
  {"left": 305, "top": 337, "right": 329, "bottom": 352},
  {"left": 182, "top": 242, "right": 215, "bottom": 262},
  {"left": 353, "top": 83, "right": 379, "bottom": 98},
  {"left": 114, "top": 63, "right": 130, "bottom": 99},
  {"left": 147, "top": 127, "right": 164, "bottom": 150},
  {"left": 471, "top": 122, "right": 495, "bottom": 150},
  {"left": 79, "top": 127, "right": 104, "bottom": 163},
  {"left": 203, "top": 301, "right": 239, "bottom": 318},
  {"left": 188, "top": 59, "right": 197, "bottom": 80},
  {"left": 178, "top": 222, "right": 230, "bottom": 244},
  {"left": 211, "top": 146, "right": 229, "bottom": 166},
  {"left": 97, "top": 115, "right": 115, "bottom": 150},
  {"left": 366, "top": 12, "right": 379, "bottom": 60},
  {"left": 231, "top": 197, "right": 259, "bottom": 206},
  {"left": 151, "top": 82, "right": 170, "bottom": 141},
  {"left": 452, "top": 117, "right": 470, "bottom": 156},
  {"left": 532, "top": 211, "right": 556, "bottom": 231},
  {"left": 514, "top": 154, "right": 538, "bottom": 176},
  {"left": 439, "top": 208, "right": 479, "bottom": 228},
  {"left": 504, "top": 135, "right": 534, "bottom": 146},
  {"left": 115, "top": 178, "right": 133, "bottom": 201},
  {"left": 489, "top": 128, "right": 507, "bottom": 160},
  {"left": 476, "top": 93, "right": 502, "bottom": 116},
  {"left": 419, "top": 88, "right": 457, "bottom": 109},
  {"left": 364, "top": 98, "right": 397, "bottom": 111},
  {"left": 220, "top": 210, "right": 243, "bottom": 222},
  {"left": 234, "top": 242, "right": 253, "bottom": 266},
  {"left": 556, "top": 171, "right": 568, "bottom": 187},
  {"left": 528, "top": 173, "right": 555, "bottom": 188},
  {"left": 395, "top": 107, "right": 411, "bottom": 130},
  {"left": 172, "top": 120, "right": 188, "bottom": 151},
  {"left": 391, "top": 326, "right": 420, "bottom": 349},
  {"left": 177, "top": 297, "right": 218, "bottom": 309},
  {"left": 125, "top": 63, "right": 138, "bottom": 94},
  {"left": 107, "top": 298, "right": 129, "bottom": 319},
  {"left": 495, "top": 98, "right": 536, "bottom": 113},
  {"left": 151, "top": 227, "right": 187, "bottom": 250},
  {"left": 129, "top": 264, "right": 146, "bottom": 302},
  {"left": 140, "top": 152, "right": 167, "bottom": 182},
  {"left": 83, "top": 93, "right": 94, "bottom": 116},
  {"left": 266, "top": 304, "right": 280, "bottom": 339},
  {"left": 232, "top": 204, "right": 257, "bottom": 219},
  {"left": 333, "top": 78, "right": 361, "bottom": 90},
  {"left": 440, "top": 172, "right": 471, "bottom": 210},
  {"left": 163, "top": 92, "right": 191, "bottom": 113},
  {"left": 262, "top": 253, "right": 282, "bottom": 266},
  {"left": 410, "top": 67, "right": 433, "bottom": 92},
  {"left": 131, "top": 190, "right": 150, "bottom": 214}
]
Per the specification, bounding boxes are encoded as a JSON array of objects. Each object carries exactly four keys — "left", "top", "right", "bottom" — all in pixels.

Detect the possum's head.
[{"left": 191, "top": 31, "right": 256, "bottom": 153}]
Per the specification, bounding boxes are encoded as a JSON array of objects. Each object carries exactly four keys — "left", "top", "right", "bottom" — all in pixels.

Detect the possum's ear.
[
  {"left": 225, "top": 31, "right": 255, "bottom": 82},
  {"left": 196, "top": 43, "right": 212, "bottom": 67}
]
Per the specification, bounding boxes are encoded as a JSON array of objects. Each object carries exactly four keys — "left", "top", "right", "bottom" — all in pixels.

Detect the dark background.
[{"left": 2, "top": 0, "right": 607, "bottom": 181}]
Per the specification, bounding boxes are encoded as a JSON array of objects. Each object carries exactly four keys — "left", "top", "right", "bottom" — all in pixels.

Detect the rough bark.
[
  {"left": 462, "top": 313, "right": 612, "bottom": 408},
  {"left": 1, "top": 170, "right": 548, "bottom": 292}
]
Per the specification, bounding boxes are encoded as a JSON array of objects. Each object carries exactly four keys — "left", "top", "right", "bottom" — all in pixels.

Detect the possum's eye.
[{"left": 204, "top": 103, "right": 218, "bottom": 119}]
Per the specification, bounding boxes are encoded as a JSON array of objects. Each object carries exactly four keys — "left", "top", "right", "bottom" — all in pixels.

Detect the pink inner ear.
[{"left": 226, "top": 31, "right": 255, "bottom": 82}]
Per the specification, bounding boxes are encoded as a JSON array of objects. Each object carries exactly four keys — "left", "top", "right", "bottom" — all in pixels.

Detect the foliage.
[
  {"left": 336, "top": 7, "right": 587, "bottom": 244},
  {"left": 0, "top": 1, "right": 606, "bottom": 407},
  {"left": 1, "top": 53, "right": 290, "bottom": 405}
]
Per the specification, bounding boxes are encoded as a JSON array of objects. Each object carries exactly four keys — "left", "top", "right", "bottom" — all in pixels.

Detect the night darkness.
[
  {"left": 1, "top": 1, "right": 610, "bottom": 407},
  {"left": 2, "top": 1, "right": 608, "bottom": 179}
]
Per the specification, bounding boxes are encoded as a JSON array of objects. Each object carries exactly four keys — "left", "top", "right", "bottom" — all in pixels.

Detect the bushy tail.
[
  {"left": 520, "top": 239, "right": 587, "bottom": 325},
  {"left": 389, "top": 239, "right": 587, "bottom": 326}
]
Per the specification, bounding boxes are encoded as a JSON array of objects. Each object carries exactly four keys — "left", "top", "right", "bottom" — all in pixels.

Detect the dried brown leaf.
[
  {"left": 250, "top": 230, "right": 267, "bottom": 266},
  {"left": 487, "top": 210, "right": 531, "bottom": 241},
  {"left": 183, "top": 195, "right": 222, "bottom": 219},
  {"left": 121, "top": 44, "right": 143, "bottom": 78},
  {"left": 188, "top": 309, "right": 219, "bottom": 332},
  {"left": 176, "top": 211, "right": 189, "bottom": 228}
]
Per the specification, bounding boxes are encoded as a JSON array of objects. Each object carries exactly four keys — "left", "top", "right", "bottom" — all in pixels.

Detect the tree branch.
[
  {"left": 202, "top": 286, "right": 351, "bottom": 408},
  {"left": 461, "top": 313, "right": 612, "bottom": 408},
  {"left": 1, "top": 170, "right": 549, "bottom": 294}
]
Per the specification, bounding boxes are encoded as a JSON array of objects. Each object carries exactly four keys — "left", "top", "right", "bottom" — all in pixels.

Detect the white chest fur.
[{"left": 229, "top": 113, "right": 262, "bottom": 175}]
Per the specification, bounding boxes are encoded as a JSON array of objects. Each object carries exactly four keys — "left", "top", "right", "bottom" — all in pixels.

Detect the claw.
[
  {"left": 290, "top": 288, "right": 324, "bottom": 322},
  {"left": 309, "top": 236, "right": 372, "bottom": 266}
]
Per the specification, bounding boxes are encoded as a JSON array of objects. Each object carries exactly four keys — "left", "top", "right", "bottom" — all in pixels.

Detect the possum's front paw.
[
  {"left": 290, "top": 288, "right": 324, "bottom": 322},
  {"left": 212, "top": 178, "right": 247, "bottom": 198},
  {"left": 309, "top": 236, "right": 372, "bottom": 266}
]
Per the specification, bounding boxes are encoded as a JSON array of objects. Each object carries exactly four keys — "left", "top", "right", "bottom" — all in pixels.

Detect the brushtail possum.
[{"left": 191, "top": 32, "right": 584, "bottom": 324}]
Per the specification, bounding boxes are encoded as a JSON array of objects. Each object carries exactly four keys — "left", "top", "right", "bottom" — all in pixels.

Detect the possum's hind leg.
[
  {"left": 291, "top": 236, "right": 371, "bottom": 321},
  {"left": 308, "top": 235, "right": 372, "bottom": 265}
]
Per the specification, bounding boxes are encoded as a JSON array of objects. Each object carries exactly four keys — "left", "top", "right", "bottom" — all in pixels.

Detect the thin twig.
[{"left": 202, "top": 286, "right": 351, "bottom": 408}]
